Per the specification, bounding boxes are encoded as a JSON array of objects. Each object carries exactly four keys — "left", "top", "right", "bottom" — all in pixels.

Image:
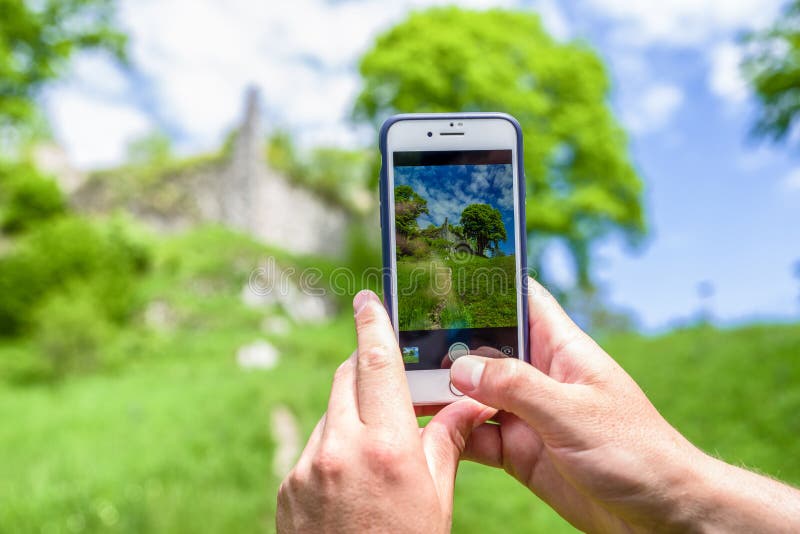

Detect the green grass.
[
  {"left": 1, "top": 224, "right": 799, "bottom": 532},
  {"left": 396, "top": 254, "right": 517, "bottom": 330},
  {"left": 2, "top": 319, "right": 799, "bottom": 533}
]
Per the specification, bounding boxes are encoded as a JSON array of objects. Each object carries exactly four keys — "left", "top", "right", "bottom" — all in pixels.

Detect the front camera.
[{"left": 427, "top": 131, "right": 433, "bottom": 137}]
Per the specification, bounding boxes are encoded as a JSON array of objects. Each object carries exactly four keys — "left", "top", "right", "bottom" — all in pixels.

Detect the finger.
[
  {"left": 527, "top": 277, "right": 616, "bottom": 379},
  {"left": 294, "top": 414, "right": 326, "bottom": 472},
  {"left": 526, "top": 277, "right": 587, "bottom": 372},
  {"left": 421, "top": 399, "right": 496, "bottom": 506},
  {"left": 450, "top": 355, "right": 567, "bottom": 431},
  {"left": 352, "top": 290, "right": 417, "bottom": 433},
  {"left": 461, "top": 422, "right": 502, "bottom": 468},
  {"left": 322, "top": 352, "right": 360, "bottom": 441}
]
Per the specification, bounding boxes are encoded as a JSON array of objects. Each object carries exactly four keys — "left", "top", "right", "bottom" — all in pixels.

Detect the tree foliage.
[
  {"left": 460, "top": 203, "right": 506, "bottom": 257},
  {"left": 744, "top": 1, "right": 800, "bottom": 144},
  {"left": 0, "top": 161, "right": 65, "bottom": 234},
  {"left": 394, "top": 184, "right": 429, "bottom": 236},
  {"left": 0, "top": 0, "right": 126, "bottom": 129},
  {"left": 355, "top": 7, "right": 645, "bottom": 286}
]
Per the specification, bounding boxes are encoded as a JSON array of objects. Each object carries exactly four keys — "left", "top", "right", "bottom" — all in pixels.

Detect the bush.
[
  {"left": 0, "top": 216, "right": 150, "bottom": 336},
  {"left": 33, "top": 288, "right": 113, "bottom": 378},
  {"left": 0, "top": 161, "right": 66, "bottom": 234}
]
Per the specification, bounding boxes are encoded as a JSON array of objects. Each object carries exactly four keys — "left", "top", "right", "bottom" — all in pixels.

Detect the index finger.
[{"left": 352, "top": 290, "right": 418, "bottom": 434}]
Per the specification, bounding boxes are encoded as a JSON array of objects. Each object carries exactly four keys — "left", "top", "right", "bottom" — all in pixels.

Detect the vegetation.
[
  {"left": 0, "top": 0, "right": 125, "bottom": 135},
  {"left": 394, "top": 184, "right": 429, "bottom": 236},
  {"left": 2, "top": 272, "right": 799, "bottom": 532},
  {"left": 0, "top": 161, "right": 66, "bottom": 234},
  {"left": 460, "top": 203, "right": 507, "bottom": 257},
  {"left": 0, "top": 2, "right": 797, "bottom": 532},
  {"left": 356, "top": 7, "right": 645, "bottom": 286},
  {"left": 394, "top": 182, "right": 516, "bottom": 330},
  {"left": 745, "top": 0, "right": 800, "bottom": 144}
]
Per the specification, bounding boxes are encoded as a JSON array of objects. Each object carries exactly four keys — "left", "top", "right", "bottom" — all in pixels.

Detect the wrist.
[
  {"left": 668, "top": 448, "right": 800, "bottom": 533},
  {"left": 647, "top": 439, "right": 715, "bottom": 532}
]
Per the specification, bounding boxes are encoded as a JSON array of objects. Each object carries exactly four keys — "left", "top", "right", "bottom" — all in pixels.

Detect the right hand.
[{"left": 449, "top": 278, "right": 707, "bottom": 532}]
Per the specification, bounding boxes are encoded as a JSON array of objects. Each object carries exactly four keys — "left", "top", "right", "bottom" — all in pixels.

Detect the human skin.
[
  {"left": 276, "top": 290, "right": 495, "bottom": 533},
  {"left": 278, "top": 280, "right": 800, "bottom": 533}
]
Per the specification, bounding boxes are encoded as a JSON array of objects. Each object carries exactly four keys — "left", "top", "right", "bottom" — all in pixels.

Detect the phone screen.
[{"left": 392, "top": 149, "right": 520, "bottom": 371}]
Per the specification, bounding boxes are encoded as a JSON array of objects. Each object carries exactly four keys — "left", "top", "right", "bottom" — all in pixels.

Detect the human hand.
[
  {"left": 276, "top": 290, "right": 495, "bottom": 533},
  {"left": 447, "top": 278, "right": 715, "bottom": 532}
]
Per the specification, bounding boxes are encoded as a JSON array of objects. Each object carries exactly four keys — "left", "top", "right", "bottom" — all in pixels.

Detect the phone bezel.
[{"left": 380, "top": 113, "right": 529, "bottom": 405}]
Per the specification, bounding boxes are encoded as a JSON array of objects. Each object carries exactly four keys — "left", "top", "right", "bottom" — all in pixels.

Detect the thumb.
[
  {"left": 450, "top": 356, "right": 566, "bottom": 430},
  {"left": 421, "top": 399, "right": 495, "bottom": 509}
]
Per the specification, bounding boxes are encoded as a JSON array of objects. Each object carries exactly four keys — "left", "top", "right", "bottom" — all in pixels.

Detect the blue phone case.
[{"left": 378, "top": 112, "right": 530, "bottom": 363}]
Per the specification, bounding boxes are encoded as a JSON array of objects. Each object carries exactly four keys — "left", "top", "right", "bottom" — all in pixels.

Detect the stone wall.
[{"left": 70, "top": 89, "right": 349, "bottom": 257}]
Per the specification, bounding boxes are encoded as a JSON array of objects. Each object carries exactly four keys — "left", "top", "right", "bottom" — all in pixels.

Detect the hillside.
[{"left": 1, "top": 226, "right": 798, "bottom": 532}]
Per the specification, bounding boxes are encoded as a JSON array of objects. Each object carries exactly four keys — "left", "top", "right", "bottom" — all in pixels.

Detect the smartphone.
[{"left": 379, "top": 113, "right": 529, "bottom": 405}]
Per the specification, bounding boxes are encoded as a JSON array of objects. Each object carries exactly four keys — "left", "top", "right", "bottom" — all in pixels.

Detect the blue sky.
[
  {"left": 395, "top": 164, "right": 516, "bottom": 255},
  {"left": 41, "top": 0, "right": 800, "bottom": 330}
]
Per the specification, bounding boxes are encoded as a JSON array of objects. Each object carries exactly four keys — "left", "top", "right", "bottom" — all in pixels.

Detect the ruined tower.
[{"left": 223, "top": 86, "right": 262, "bottom": 230}]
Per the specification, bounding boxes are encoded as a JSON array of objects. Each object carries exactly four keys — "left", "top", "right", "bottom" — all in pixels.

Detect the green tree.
[
  {"left": 394, "top": 184, "right": 429, "bottom": 236},
  {"left": 355, "top": 7, "right": 645, "bottom": 287},
  {"left": 0, "top": 0, "right": 126, "bottom": 130},
  {"left": 460, "top": 203, "right": 506, "bottom": 257},
  {"left": 0, "top": 161, "right": 65, "bottom": 234},
  {"left": 744, "top": 1, "right": 800, "bottom": 144}
]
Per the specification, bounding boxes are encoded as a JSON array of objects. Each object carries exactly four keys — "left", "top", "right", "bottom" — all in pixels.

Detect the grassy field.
[
  {"left": 396, "top": 254, "right": 517, "bottom": 330},
  {"left": 2, "top": 319, "right": 800, "bottom": 533},
  {"left": 1, "top": 227, "right": 799, "bottom": 532}
]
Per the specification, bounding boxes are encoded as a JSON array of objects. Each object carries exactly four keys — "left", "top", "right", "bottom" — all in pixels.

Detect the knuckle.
[
  {"left": 277, "top": 478, "right": 292, "bottom": 502},
  {"left": 333, "top": 357, "right": 353, "bottom": 380},
  {"left": 310, "top": 450, "right": 345, "bottom": 482},
  {"left": 358, "top": 345, "right": 393, "bottom": 371},
  {"left": 355, "top": 303, "right": 382, "bottom": 330},
  {"left": 364, "top": 440, "right": 406, "bottom": 480},
  {"left": 496, "top": 359, "right": 529, "bottom": 392}
]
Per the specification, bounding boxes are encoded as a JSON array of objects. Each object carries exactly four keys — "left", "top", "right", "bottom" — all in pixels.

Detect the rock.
[
  {"left": 143, "top": 300, "right": 177, "bottom": 331},
  {"left": 242, "top": 258, "right": 332, "bottom": 322},
  {"left": 236, "top": 340, "right": 279, "bottom": 370}
]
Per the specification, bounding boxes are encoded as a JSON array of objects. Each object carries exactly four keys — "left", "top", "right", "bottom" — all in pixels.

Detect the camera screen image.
[{"left": 393, "top": 150, "right": 519, "bottom": 370}]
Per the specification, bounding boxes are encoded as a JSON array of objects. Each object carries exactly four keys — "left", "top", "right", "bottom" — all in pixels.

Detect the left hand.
[{"left": 276, "top": 290, "right": 495, "bottom": 533}]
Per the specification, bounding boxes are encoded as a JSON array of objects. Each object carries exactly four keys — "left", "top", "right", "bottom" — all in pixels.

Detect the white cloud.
[
  {"left": 709, "top": 41, "right": 749, "bottom": 105},
  {"left": 584, "top": 0, "right": 784, "bottom": 47},
  {"left": 781, "top": 168, "right": 800, "bottom": 192},
  {"left": 623, "top": 83, "right": 685, "bottom": 135},
  {"left": 45, "top": 89, "right": 152, "bottom": 168},
  {"left": 117, "top": 0, "right": 524, "bottom": 151},
  {"left": 43, "top": 0, "right": 532, "bottom": 168}
]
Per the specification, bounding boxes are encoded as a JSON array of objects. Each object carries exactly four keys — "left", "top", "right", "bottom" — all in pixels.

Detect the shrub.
[
  {"left": 33, "top": 288, "right": 113, "bottom": 378},
  {"left": 0, "top": 161, "right": 66, "bottom": 234},
  {"left": 0, "top": 216, "right": 150, "bottom": 336}
]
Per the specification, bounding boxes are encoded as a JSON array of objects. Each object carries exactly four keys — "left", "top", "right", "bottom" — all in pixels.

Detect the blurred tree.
[
  {"left": 744, "top": 1, "right": 800, "bottom": 144},
  {"left": 394, "top": 185, "right": 428, "bottom": 236},
  {"left": 460, "top": 203, "right": 506, "bottom": 257},
  {"left": 355, "top": 7, "right": 645, "bottom": 287},
  {"left": 0, "top": 161, "right": 65, "bottom": 234},
  {"left": 0, "top": 0, "right": 126, "bottom": 130}
]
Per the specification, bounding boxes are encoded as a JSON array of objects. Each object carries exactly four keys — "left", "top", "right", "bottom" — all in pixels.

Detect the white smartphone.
[{"left": 379, "top": 113, "right": 529, "bottom": 405}]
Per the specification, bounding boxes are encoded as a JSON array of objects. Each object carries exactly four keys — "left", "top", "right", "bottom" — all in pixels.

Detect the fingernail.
[
  {"left": 353, "top": 290, "right": 376, "bottom": 316},
  {"left": 450, "top": 356, "right": 485, "bottom": 393}
]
